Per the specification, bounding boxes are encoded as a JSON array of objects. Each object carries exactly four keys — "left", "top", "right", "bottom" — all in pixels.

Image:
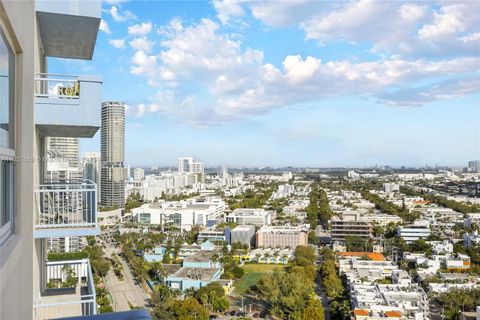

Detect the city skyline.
[{"left": 50, "top": 0, "right": 480, "bottom": 167}]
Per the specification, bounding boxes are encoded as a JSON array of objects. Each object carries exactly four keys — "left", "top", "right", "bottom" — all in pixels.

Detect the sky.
[{"left": 49, "top": 0, "right": 480, "bottom": 168}]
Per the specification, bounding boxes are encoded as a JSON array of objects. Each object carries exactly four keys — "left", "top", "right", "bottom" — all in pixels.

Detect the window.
[{"left": 0, "top": 24, "right": 15, "bottom": 245}]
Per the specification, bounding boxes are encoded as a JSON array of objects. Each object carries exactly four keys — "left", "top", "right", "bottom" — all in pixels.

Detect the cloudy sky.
[{"left": 50, "top": 0, "right": 480, "bottom": 168}]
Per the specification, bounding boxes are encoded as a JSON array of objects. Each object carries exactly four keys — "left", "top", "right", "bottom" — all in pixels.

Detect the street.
[{"left": 103, "top": 244, "right": 151, "bottom": 311}]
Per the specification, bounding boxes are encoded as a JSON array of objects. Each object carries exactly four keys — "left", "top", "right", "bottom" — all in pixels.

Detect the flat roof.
[
  {"left": 172, "top": 267, "right": 219, "bottom": 281},
  {"left": 338, "top": 252, "right": 385, "bottom": 261},
  {"left": 184, "top": 250, "right": 217, "bottom": 262}
]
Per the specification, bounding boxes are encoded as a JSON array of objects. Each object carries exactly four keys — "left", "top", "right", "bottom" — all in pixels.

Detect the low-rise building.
[
  {"left": 256, "top": 224, "right": 309, "bottom": 248},
  {"left": 230, "top": 225, "right": 256, "bottom": 248},
  {"left": 331, "top": 211, "right": 372, "bottom": 243},
  {"left": 397, "top": 220, "right": 431, "bottom": 243},
  {"left": 225, "top": 208, "right": 273, "bottom": 227}
]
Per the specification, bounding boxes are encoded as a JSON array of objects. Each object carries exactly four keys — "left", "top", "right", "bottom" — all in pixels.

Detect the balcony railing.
[
  {"left": 34, "top": 180, "right": 99, "bottom": 238},
  {"left": 34, "top": 259, "right": 96, "bottom": 320},
  {"left": 35, "top": 73, "right": 80, "bottom": 99},
  {"left": 34, "top": 73, "right": 102, "bottom": 138}
]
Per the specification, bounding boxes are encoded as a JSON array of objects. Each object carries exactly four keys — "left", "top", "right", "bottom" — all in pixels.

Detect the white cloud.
[
  {"left": 128, "top": 22, "right": 153, "bottom": 36},
  {"left": 129, "top": 37, "right": 154, "bottom": 53},
  {"left": 126, "top": 17, "right": 479, "bottom": 125},
  {"left": 99, "top": 19, "right": 111, "bottom": 34},
  {"left": 109, "top": 5, "right": 136, "bottom": 22},
  {"left": 378, "top": 77, "right": 480, "bottom": 106},
  {"left": 221, "top": 1, "right": 479, "bottom": 58},
  {"left": 283, "top": 55, "right": 320, "bottom": 83},
  {"left": 109, "top": 38, "right": 126, "bottom": 49},
  {"left": 213, "top": 0, "right": 245, "bottom": 24}
]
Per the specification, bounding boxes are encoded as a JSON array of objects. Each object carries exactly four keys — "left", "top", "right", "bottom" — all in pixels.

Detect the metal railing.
[
  {"left": 35, "top": 73, "right": 80, "bottom": 99},
  {"left": 34, "top": 259, "right": 97, "bottom": 320},
  {"left": 35, "top": 179, "right": 97, "bottom": 230}
]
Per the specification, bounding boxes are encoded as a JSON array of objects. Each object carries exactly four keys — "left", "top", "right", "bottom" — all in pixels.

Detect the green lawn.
[{"left": 233, "top": 264, "right": 286, "bottom": 295}]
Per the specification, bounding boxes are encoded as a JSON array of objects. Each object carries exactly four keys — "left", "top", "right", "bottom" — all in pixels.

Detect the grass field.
[{"left": 233, "top": 264, "right": 286, "bottom": 295}]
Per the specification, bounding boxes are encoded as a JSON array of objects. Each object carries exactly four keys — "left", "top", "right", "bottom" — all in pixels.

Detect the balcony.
[
  {"left": 34, "top": 180, "right": 100, "bottom": 238},
  {"left": 35, "top": 259, "right": 96, "bottom": 320},
  {"left": 35, "top": 73, "right": 102, "bottom": 138},
  {"left": 36, "top": 0, "right": 101, "bottom": 60}
]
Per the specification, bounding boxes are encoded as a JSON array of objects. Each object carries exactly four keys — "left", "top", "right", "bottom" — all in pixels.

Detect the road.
[{"left": 103, "top": 245, "right": 150, "bottom": 311}]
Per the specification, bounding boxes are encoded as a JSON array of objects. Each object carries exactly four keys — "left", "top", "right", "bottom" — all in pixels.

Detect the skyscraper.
[
  {"left": 178, "top": 157, "right": 204, "bottom": 174},
  {"left": 468, "top": 160, "right": 480, "bottom": 173},
  {"left": 217, "top": 165, "right": 228, "bottom": 179},
  {"left": 83, "top": 151, "right": 101, "bottom": 197},
  {"left": 101, "top": 101, "right": 125, "bottom": 207},
  {"left": 45, "top": 137, "right": 81, "bottom": 182}
]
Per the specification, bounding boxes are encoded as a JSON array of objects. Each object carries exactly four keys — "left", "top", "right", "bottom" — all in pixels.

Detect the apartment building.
[
  {"left": 256, "top": 224, "right": 309, "bottom": 248},
  {"left": 132, "top": 196, "right": 226, "bottom": 230},
  {"left": 331, "top": 211, "right": 372, "bottom": 242},
  {"left": 340, "top": 256, "right": 429, "bottom": 320},
  {"left": 178, "top": 157, "right": 204, "bottom": 174},
  {"left": 397, "top": 220, "right": 431, "bottom": 243},
  {"left": 100, "top": 101, "right": 126, "bottom": 207},
  {"left": 225, "top": 208, "right": 273, "bottom": 227},
  {"left": 133, "top": 167, "right": 145, "bottom": 181},
  {"left": 0, "top": 2, "right": 150, "bottom": 319},
  {"left": 83, "top": 151, "right": 101, "bottom": 198}
]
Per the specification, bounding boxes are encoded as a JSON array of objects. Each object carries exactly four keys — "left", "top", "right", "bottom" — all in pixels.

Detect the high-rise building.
[
  {"left": 217, "top": 165, "right": 228, "bottom": 179},
  {"left": 0, "top": 2, "right": 150, "bottom": 319},
  {"left": 101, "top": 101, "right": 126, "bottom": 207},
  {"left": 45, "top": 137, "right": 81, "bottom": 182},
  {"left": 83, "top": 151, "right": 101, "bottom": 197},
  {"left": 133, "top": 167, "right": 145, "bottom": 181},
  {"left": 178, "top": 157, "right": 204, "bottom": 174},
  {"left": 468, "top": 160, "right": 480, "bottom": 173}
]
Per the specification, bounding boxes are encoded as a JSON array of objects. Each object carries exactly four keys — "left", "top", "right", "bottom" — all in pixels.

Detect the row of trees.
[
  {"left": 361, "top": 191, "right": 420, "bottom": 222},
  {"left": 306, "top": 184, "right": 333, "bottom": 229},
  {"left": 401, "top": 187, "right": 480, "bottom": 213},
  {"left": 319, "top": 248, "right": 351, "bottom": 319},
  {"left": 254, "top": 246, "right": 324, "bottom": 320},
  {"left": 436, "top": 288, "right": 480, "bottom": 319},
  {"left": 152, "top": 282, "right": 229, "bottom": 320},
  {"left": 228, "top": 183, "right": 277, "bottom": 209}
]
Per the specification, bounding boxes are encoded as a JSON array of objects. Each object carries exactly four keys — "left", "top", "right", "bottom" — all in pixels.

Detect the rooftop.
[
  {"left": 172, "top": 267, "right": 219, "bottom": 281},
  {"left": 184, "top": 250, "right": 218, "bottom": 263},
  {"left": 338, "top": 252, "right": 386, "bottom": 261}
]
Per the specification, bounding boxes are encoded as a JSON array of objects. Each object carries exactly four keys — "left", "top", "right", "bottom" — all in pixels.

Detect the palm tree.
[
  {"left": 255, "top": 253, "right": 261, "bottom": 262},
  {"left": 263, "top": 253, "right": 271, "bottom": 264},
  {"left": 211, "top": 254, "right": 219, "bottom": 267},
  {"left": 273, "top": 250, "right": 280, "bottom": 264}
]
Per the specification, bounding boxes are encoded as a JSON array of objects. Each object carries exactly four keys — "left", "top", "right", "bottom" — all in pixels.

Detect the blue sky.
[{"left": 50, "top": 0, "right": 480, "bottom": 168}]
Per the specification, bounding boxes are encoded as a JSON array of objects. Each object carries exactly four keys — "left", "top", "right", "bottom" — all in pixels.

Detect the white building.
[
  {"left": 225, "top": 208, "right": 273, "bottom": 227},
  {"left": 132, "top": 196, "right": 226, "bottom": 230},
  {"left": 133, "top": 167, "right": 145, "bottom": 181},
  {"left": 383, "top": 183, "right": 400, "bottom": 194},
  {"left": 397, "top": 220, "right": 431, "bottom": 243},
  {"left": 178, "top": 157, "right": 204, "bottom": 174}
]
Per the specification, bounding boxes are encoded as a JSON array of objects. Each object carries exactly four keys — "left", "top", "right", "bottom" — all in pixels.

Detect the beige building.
[
  {"left": 256, "top": 225, "right": 309, "bottom": 249},
  {"left": 100, "top": 101, "right": 126, "bottom": 207}
]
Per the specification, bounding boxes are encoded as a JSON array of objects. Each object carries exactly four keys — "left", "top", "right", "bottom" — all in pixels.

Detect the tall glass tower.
[{"left": 100, "top": 101, "right": 125, "bottom": 207}]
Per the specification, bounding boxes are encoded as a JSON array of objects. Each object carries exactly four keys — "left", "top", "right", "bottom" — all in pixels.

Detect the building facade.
[
  {"left": 101, "top": 101, "right": 125, "bottom": 207},
  {"left": 225, "top": 208, "right": 273, "bottom": 227},
  {"left": 256, "top": 225, "right": 309, "bottom": 248},
  {"left": 331, "top": 211, "right": 372, "bottom": 242}
]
